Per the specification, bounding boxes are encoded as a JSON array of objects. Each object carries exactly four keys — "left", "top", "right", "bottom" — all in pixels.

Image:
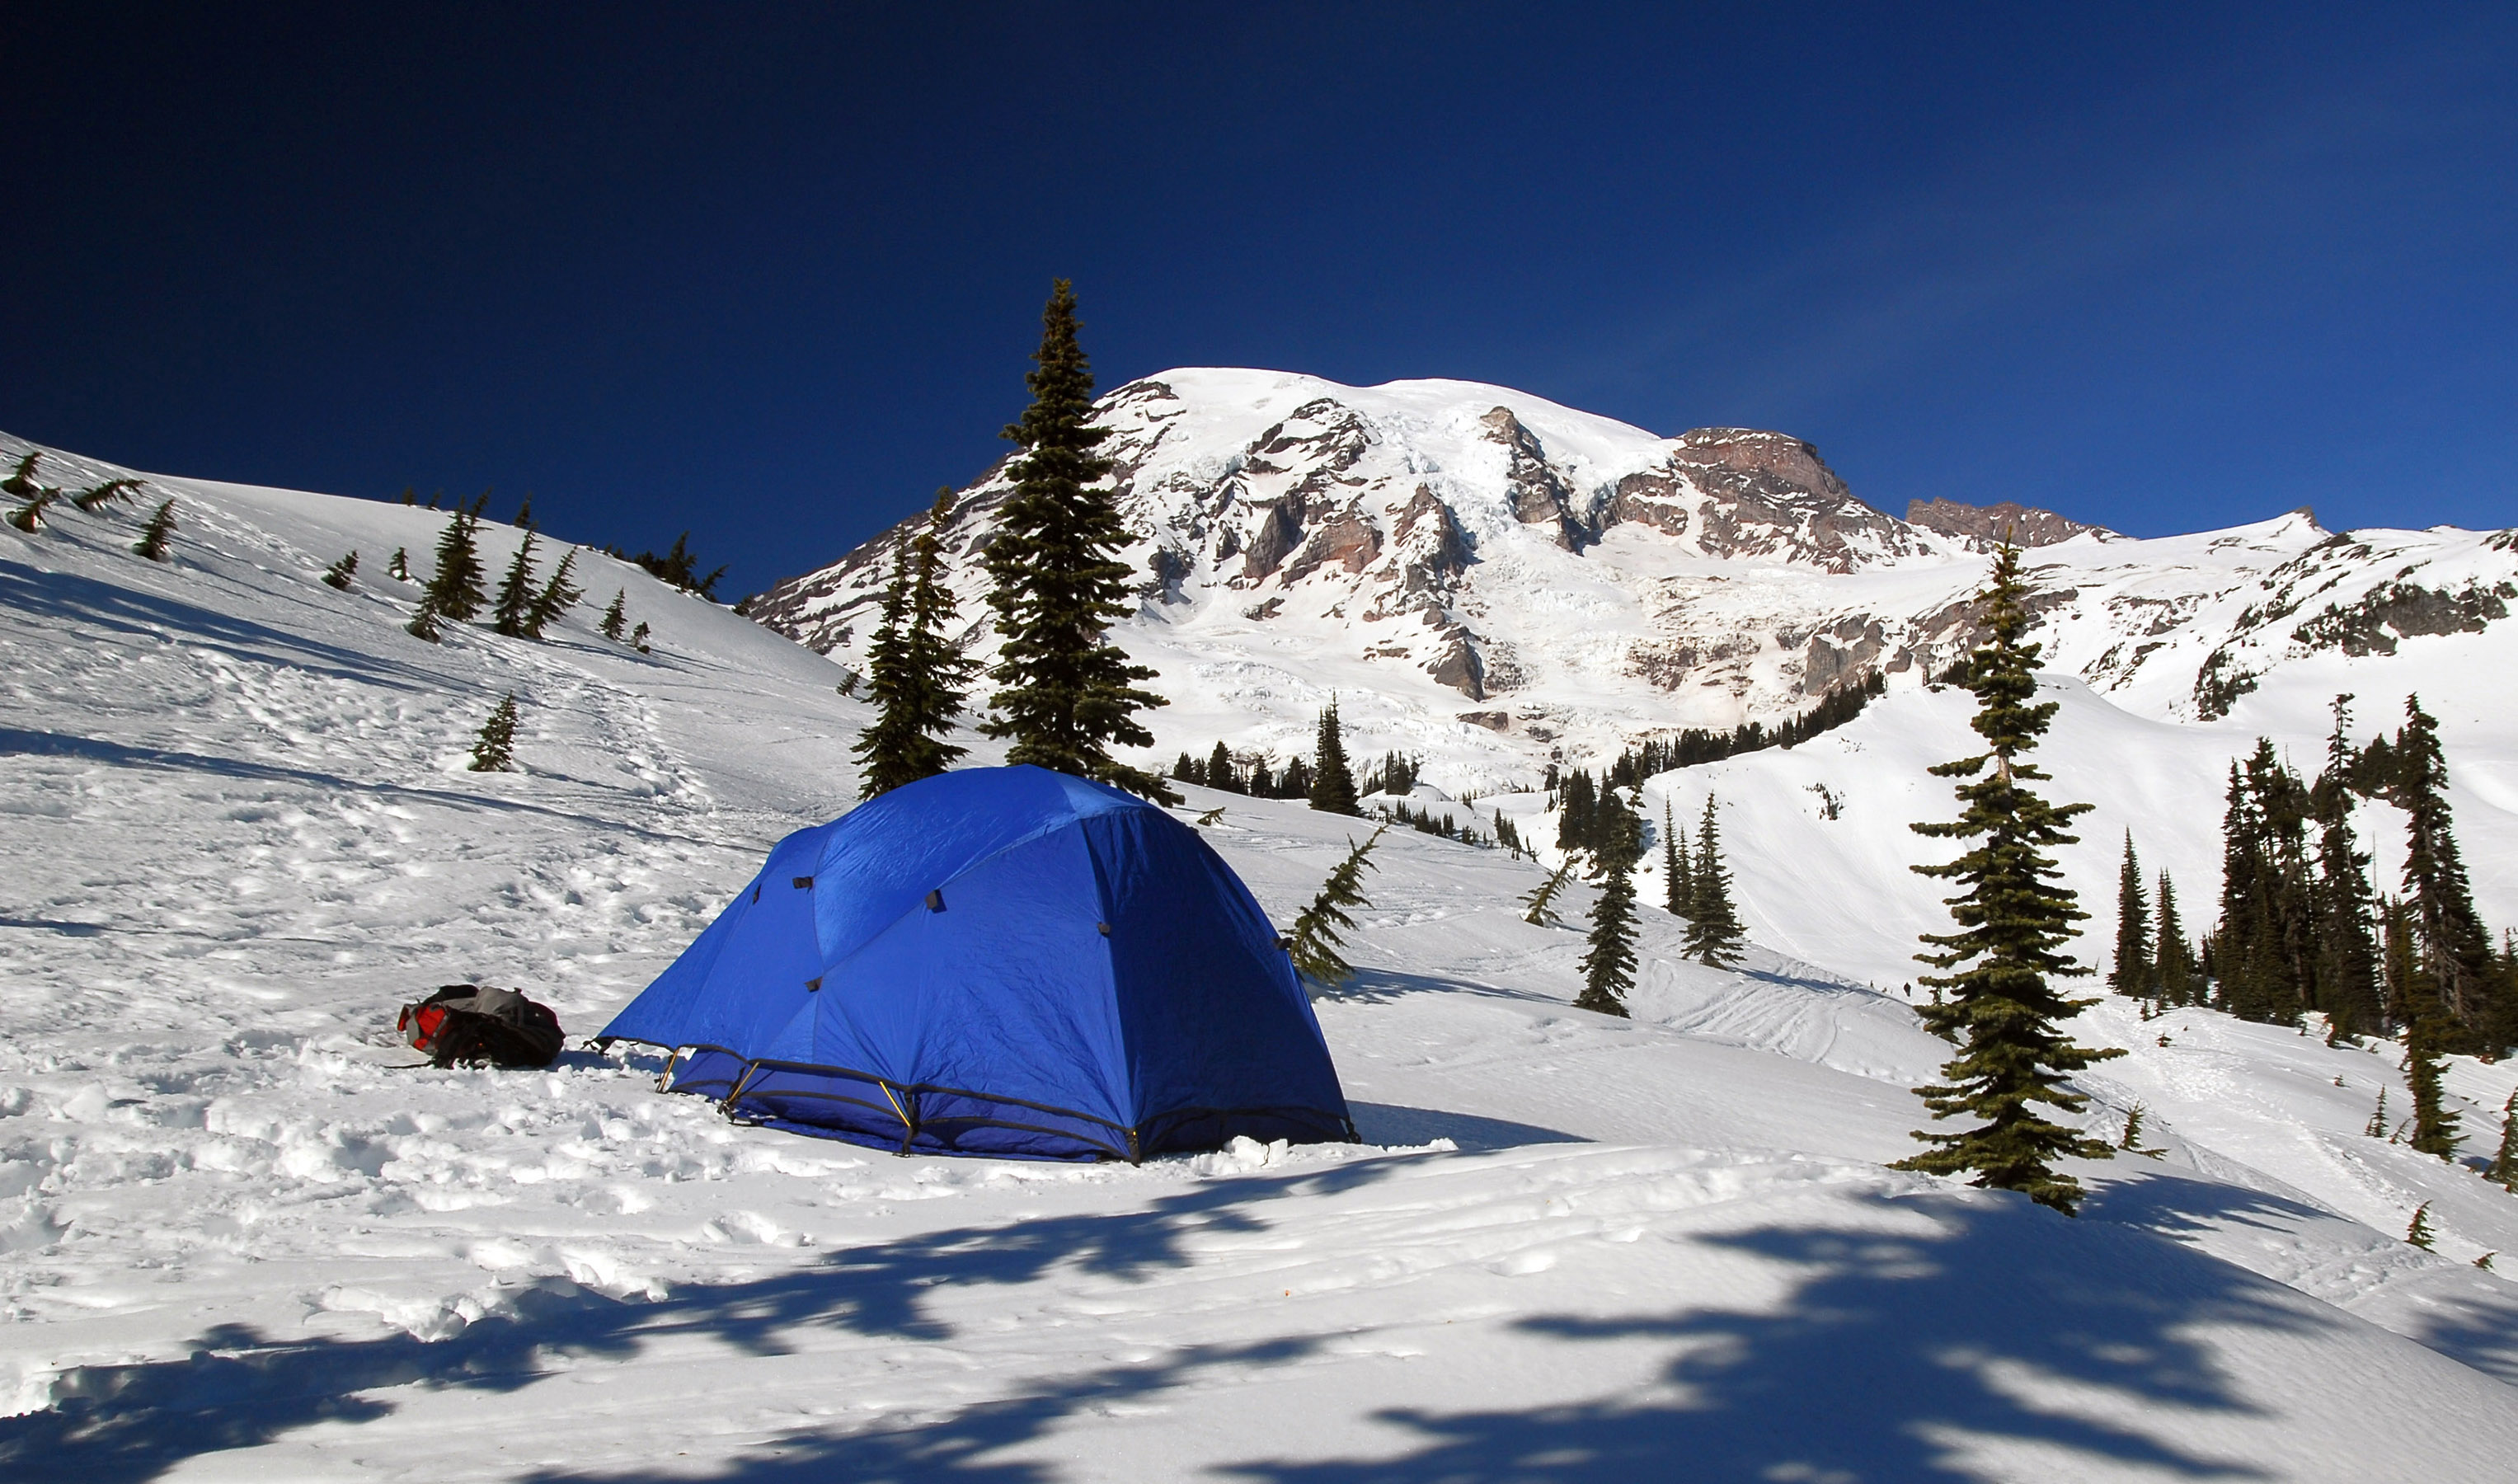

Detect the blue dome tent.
[{"left": 597, "top": 766, "right": 1356, "bottom": 1162}]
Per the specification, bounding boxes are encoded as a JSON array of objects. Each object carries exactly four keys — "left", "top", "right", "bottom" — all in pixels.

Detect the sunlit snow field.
[{"left": 2, "top": 446, "right": 2515, "bottom": 1482}]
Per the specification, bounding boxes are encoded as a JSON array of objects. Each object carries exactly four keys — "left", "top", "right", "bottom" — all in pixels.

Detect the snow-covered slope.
[{"left": 3, "top": 434, "right": 2517, "bottom": 1482}]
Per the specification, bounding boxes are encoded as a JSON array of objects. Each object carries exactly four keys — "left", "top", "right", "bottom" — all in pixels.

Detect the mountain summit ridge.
[{"left": 733, "top": 368, "right": 2515, "bottom": 787}]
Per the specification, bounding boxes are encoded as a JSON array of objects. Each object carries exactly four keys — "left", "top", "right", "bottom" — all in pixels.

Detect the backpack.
[{"left": 397, "top": 984, "right": 566, "bottom": 1069}]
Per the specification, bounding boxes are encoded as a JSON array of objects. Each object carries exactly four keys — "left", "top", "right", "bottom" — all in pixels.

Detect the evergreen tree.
[
  {"left": 406, "top": 594, "right": 444, "bottom": 642},
  {"left": 852, "top": 494, "right": 978, "bottom": 798},
  {"left": 133, "top": 499, "right": 176, "bottom": 560},
  {"left": 629, "top": 621, "right": 651, "bottom": 653},
  {"left": 2405, "top": 1202, "right": 2436, "bottom": 1251},
  {"left": 979, "top": 279, "right": 1173, "bottom": 801},
  {"left": 2110, "top": 832, "right": 2152, "bottom": 996},
  {"left": 400, "top": 486, "right": 417, "bottom": 506},
  {"left": 1556, "top": 769, "right": 1598, "bottom": 863},
  {"left": 1662, "top": 801, "right": 1691, "bottom": 917},
  {"left": 1, "top": 450, "right": 40, "bottom": 496},
  {"left": 1893, "top": 544, "right": 2121, "bottom": 1216},
  {"left": 2387, "top": 696, "right": 2501, "bottom": 1043},
  {"left": 468, "top": 693, "right": 520, "bottom": 772},
  {"left": 321, "top": 552, "right": 359, "bottom": 589},
  {"left": 1522, "top": 856, "right": 1577, "bottom": 927},
  {"left": 1286, "top": 828, "right": 1385, "bottom": 991},
  {"left": 1206, "top": 740, "right": 1239, "bottom": 794},
  {"left": 1308, "top": 698, "right": 1361, "bottom": 815},
  {"left": 2154, "top": 871, "right": 2196, "bottom": 1006},
  {"left": 2310, "top": 695, "right": 2384, "bottom": 1038},
  {"left": 2488, "top": 1089, "right": 2517, "bottom": 1194},
  {"left": 70, "top": 478, "right": 143, "bottom": 512},
  {"left": 491, "top": 530, "right": 541, "bottom": 636},
  {"left": 599, "top": 589, "right": 627, "bottom": 641},
  {"left": 523, "top": 548, "right": 584, "bottom": 637},
  {"left": 514, "top": 493, "right": 535, "bottom": 531},
  {"left": 1683, "top": 796, "right": 1747, "bottom": 966},
  {"left": 6, "top": 486, "right": 59, "bottom": 533},
  {"left": 423, "top": 510, "right": 488, "bottom": 622},
  {"left": 2403, "top": 1014, "right": 2462, "bottom": 1160},
  {"left": 1577, "top": 792, "right": 1641, "bottom": 1017},
  {"left": 2380, "top": 898, "right": 2421, "bottom": 1030},
  {"left": 388, "top": 547, "right": 411, "bottom": 581}
]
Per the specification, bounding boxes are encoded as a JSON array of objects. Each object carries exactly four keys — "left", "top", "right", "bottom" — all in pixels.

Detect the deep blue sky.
[{"left": 6, "top": 4, "right": 2513, "bottom": 596}]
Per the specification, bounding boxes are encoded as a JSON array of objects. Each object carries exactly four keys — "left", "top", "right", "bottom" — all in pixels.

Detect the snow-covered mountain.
[
  {"left": 6, "top": 431, "right": 2518, "bottom": 1478},
  {"left": 746, "top": 369, "right": 2518, "bottom": 794}
]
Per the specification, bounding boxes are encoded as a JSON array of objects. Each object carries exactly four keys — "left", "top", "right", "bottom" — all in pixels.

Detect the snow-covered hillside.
[{"left": 4, "top": 436, "right": 2517, "bottom": 1482}]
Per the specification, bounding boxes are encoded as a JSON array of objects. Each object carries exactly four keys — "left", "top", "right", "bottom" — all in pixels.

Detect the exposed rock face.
[
  {"left": 1905, "top": 497, "right": 2103, "bottom": 548},
  {"left": 742, "top": 369, "right": 2518, "bottom": 774}
]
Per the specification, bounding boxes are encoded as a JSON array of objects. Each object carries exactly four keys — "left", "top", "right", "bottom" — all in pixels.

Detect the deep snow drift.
[{"left": 2, "top": 439, "right": 2515, "bottom": 1482}]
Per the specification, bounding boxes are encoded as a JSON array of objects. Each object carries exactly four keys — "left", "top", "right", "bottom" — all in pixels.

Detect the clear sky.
[{"left": 5, "top": 4, "right": 2513, "bottom": 596}]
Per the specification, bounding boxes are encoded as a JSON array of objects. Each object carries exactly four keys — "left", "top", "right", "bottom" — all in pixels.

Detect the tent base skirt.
[{"left": 654, "top": 1046, "right": 1355, "bottom": 1163}]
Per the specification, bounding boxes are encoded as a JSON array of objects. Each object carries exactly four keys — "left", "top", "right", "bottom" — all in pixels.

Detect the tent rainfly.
[{"left": 598, "top": 765, "right": 1356, "bottom": 1161}]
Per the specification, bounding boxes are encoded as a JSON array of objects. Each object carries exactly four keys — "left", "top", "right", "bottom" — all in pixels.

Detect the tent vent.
[
  {"left": 806, "top": 977, "right": 823, "bottom": 992},
  {"left": 792, "top": 876, "right": 814, "bottom": 890},
  {"left": 926, "top": 889, "right": 946, "bottom": 912},
  {"left": 1097, "top": 922, "right": 1111, "bottom": 936}
]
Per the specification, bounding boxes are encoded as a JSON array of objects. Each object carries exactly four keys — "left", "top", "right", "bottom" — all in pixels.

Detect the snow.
[{"left": 2, "top": 435, "right": 2516, "bottom": 1481}]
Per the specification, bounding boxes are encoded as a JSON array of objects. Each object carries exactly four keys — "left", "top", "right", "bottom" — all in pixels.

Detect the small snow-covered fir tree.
[
  {"left": 599, "top": 589, "right": 627, "bottom": 641},
  {"left": 1522, "top": 856, "right": 1576, "bottom": 927},
  {"left": 629, "top": 620, "right": 651, "bottom": 653},
  {"left": 1894, "top": 542, "right": 2121, "bottom": 1216},
  {"left": 491, "top": 530, "right": 541, "bottom": 636},
  {"left": 1287, "top": 828, "right": 1385, "bottom": 991},
  {"left": 468, "top": 693, "right": 520, "bottom": 772},
  {"left": 1309, "top": 698, "right": 1361, "bottom": 816},
  {"left": 321, "top": 552, "right": 359, "bottom": 589},
  {"left": 523, "top": 547, "right": 583, "bottom": 637},
  {"left": 71, "top": 478, "right": 143, "bottom": 512},
  {"left": 388, "top": 547, "right": 411, "bottom": 581},
  {"left": 6, "top": 486, "right": 59, "bottom": 533},
  {"left": 133, "top": 499, "right": 176, "bottom": 560},
  {"left": 1, "top": 450, "right": 41, "bottom": 497},
  {"left": 2487, "top": 1089, "right": 2518, "bottom": 1193},
  {"left": 406, "top": 594, "right": 444, "bottom": 641},
  {"left": 980, "top": 279, "right": 1174, "bottom": 802},
  {"left": 2404, "top": 1015, "right": 2462, "bottom": 1160},
  {"left": 2405, "top": 1202, "right": 2436, "bottom": 1251},
  {"left": 424, "top": 510, "right": 488, "bottom": 622},
  {"left": 1683, "top": 796, "right": 1746, "bottom": 967}
]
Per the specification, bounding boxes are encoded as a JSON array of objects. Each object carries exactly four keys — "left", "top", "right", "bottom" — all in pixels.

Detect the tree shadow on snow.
[
  {"left": 0, "top": 558, "right": 448, "bottom": 695},
  {"left": 1346, "top": 1101, "right": 1587, "bottom": 1150},
  {"left": 0, "top": 1157, "right": 1408, "bottom": 1482},
  {"left": 2086, "top": 1170, "right": 2518, "bottom": 1387},
  {"left": 0, "top": 728, "right": 727, "bottom": 849},
  {"left": 503, "top": 1190, "right": 2323, "bottom": 1483},
  {"left": 1327, "top": 966, "right": 1559, "bottom": 1007}
]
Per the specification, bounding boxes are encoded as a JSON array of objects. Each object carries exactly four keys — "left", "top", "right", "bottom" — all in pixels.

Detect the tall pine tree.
[
  {"left": 424, "top": 510, "right": 488, "bottom": 623},
  {"left": 2387, "top": 695, "right": 2501, "bottom": 1045},
  {"left": 1895, "top": 543, "right": 2121, "bottom": 1216},
  {"left": 1308, "top": 697, "right": 1360, "bottom": 815},
  {"left": 1662, "top": 801, "right": 1692, "bottom": 917},
  {"left": 2310, "top": 695, "right": 2384, "bottom": 1039},
  {"left": 853, "top": 491, "right": 979, "bottom": 798},
  {"left": 2154, "top": 871, "right": 2197, "bottom": 1006},
  {"left": 1577, "top": 789, "right": 1641, "bottom": 1018},
  {"left": 979, "top": 280, "right": 1173, "bottom": 802},
  {"left": 491, "top": 531, "right": 541, "bottom": 636},
  {"left": 1683, "top": 795, "right": 1746, "bottom": 966},
  {"left": 2111, "top": 832, "right": 2152, "bottom": 997}
]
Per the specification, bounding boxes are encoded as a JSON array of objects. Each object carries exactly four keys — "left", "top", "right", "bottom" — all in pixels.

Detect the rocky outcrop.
[{"left": 1905, "top": 497, "right": 2102, "bottom": 548}]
